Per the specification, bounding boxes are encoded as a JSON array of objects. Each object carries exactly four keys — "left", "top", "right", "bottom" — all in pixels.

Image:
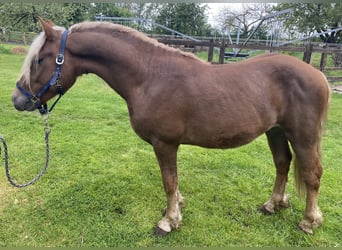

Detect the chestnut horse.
[{"left": 12, "top": 18, "right": 330, "bottom": 235}]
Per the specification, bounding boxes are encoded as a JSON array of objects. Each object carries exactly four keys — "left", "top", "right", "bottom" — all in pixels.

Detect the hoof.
[
  {"left": 298, "top": 222, "right": 313, "bottom": 235},
  {"left": 154, "top": 226, "right": 169, "bottom": 237},
  {"left": 298, "top": 209, "right": 323, "bottom": 235},
  {"left": 259, "top": 205, "right": 274, "bottom": 215}
]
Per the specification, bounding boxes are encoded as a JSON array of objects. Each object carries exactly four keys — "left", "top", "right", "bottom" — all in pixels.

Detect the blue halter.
[{"left": 16, "top": 30, "right": 69, "bottom": 115}]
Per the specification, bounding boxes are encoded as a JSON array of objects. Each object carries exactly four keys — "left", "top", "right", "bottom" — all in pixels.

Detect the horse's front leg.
[{"left": 152, "top": 141, "right": 184, "bottom": 236}]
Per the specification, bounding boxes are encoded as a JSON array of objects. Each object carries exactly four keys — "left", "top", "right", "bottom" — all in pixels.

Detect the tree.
[
  {"left": 155, "top": 3, "right": 212, "bottom": 37},
  {"left": 0, "top": 3, "right": 138, "bottom": 33},
  {"left": 0, "top": 3, "right": 141, "bottom": 44},
  {"left": 275, "top": 3, "right": 342, "bottom": 44},
  {"left": 275, "top": 3, "right": 342, "bottom": 66},
  {"left": 0, "top": 3, "right": 93, "bottom": 32},
  {"left": 215, "top": 3, "right": 273, "bottom": 39},
  {"left": 108, "top": 3, "right": 164, "bottom": 33},
  {"left": 115, "top": 3, "right": 162, "bottom": 20},
  {"left": 0, "top": 3, "right": 217, "bottom": 42},
  {"left": 89, "top": 3, "right": 133, "bottom": 19}
]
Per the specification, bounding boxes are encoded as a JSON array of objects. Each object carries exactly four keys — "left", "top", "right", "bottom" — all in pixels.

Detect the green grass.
[{"left": 0, "top": 44, "right": 341, "bottom": 247}]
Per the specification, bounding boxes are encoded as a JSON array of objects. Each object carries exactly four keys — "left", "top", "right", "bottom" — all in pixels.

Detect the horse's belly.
[
  {"left": 182, "top": 103, "right": 277, "bottom": 149},
  {"left": 182, "top": 129, "right": 263, "bottom": 149}
]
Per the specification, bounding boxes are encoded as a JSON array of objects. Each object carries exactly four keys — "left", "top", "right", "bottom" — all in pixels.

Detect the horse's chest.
[{"left": 128, "top": 104, "right": 185, "bottom": 145}]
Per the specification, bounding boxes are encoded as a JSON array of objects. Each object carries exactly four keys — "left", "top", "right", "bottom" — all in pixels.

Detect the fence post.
[
  {"left": 208, "top": 39, "right": 214, "bottom": 63},
  {"left": 303, "top": 43, "right": 313, "bottom": 64},
  {"left": 219, "top": 39, "right": 225, "bottom": 64},
  {"left": 320, "top": 45, "right": 327, "bottom": 72}
]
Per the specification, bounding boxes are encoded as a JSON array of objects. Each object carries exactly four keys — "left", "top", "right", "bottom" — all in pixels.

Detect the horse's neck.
[{"left": 68, "top": 31, "right": 150, "bottom": 102}]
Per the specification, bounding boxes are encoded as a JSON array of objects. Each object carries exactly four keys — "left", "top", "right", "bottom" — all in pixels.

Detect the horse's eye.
[{"left": 37, "top": 58, "right": 44, "bottom": 65}]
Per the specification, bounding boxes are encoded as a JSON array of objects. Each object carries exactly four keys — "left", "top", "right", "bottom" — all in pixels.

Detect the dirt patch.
[{"left": 11, "top": 47, "right": 27, "bottom": 55}]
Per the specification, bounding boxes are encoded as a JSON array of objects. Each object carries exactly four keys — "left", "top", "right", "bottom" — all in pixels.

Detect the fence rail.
[{"left": 157, "top": 38, "right": 342, "bottom": 83}]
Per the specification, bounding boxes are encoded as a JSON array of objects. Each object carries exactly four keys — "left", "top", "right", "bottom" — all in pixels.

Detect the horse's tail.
[{"left": 294, "top": 73, "right": 331, "bottom": 197}]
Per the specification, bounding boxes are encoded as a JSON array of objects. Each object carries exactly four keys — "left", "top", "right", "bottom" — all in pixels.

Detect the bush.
[{"left": 0, "top": 44, "right": 12, "bottom": 54}]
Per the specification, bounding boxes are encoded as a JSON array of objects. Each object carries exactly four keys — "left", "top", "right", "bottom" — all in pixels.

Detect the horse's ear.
[{"left": 37, "top": 16, "right": 57, "bottom": 41}]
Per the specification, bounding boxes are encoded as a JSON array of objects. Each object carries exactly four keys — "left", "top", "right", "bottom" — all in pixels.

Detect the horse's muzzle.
[{"left": 11, "top": 89, "right": 37, "bottom": 111}]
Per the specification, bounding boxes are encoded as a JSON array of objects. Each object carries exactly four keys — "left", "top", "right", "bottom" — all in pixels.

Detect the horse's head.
[{"left": 12, "top": 17, "right": 76, "bottom": 114}]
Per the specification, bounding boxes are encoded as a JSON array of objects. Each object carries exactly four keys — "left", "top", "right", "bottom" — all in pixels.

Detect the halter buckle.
[{"left": 56, "top": 54, "right": 64, "bottom": 65}]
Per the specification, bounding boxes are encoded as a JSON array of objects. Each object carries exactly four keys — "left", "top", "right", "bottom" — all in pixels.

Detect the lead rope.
[{"left": 0, "top": 114, "right": 51, "bottom": 188}]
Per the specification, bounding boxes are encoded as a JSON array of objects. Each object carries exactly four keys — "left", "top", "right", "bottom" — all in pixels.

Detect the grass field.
[{"left": 0, "top": 44, "right": 341, "bottom": 247}]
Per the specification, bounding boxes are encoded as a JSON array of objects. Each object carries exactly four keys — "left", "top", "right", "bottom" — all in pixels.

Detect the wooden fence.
[{"left": 157, "top": 38, "right": 342, "bottom": 83}]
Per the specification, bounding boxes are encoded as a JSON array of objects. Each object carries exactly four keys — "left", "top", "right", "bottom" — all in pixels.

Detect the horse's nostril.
[
  {"left": 12, "top": 95, "right": 23, "bottom": 111},
  {"left": 11, "top": 92, "right": 33, "bottom": 111}
]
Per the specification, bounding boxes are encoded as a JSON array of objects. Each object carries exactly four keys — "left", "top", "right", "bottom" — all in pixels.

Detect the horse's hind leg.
[
  {"left": 261, "top": 127, "right": 292, "bottom": 214},
  {"left": 152, "top": 140, "right": 184, "bottom": 236},
  {"left": 291, "top": 143, "right": 323, "bottom": 234}
]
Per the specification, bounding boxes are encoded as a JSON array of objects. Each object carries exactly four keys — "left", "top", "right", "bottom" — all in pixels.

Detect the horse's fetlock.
[
  {"left": 278, "top": 194, "right": 291, "bottom": 208},
  {"left": 169, "top": 209, "right": 182, "bottom": 228},
  {"left": 310, "top": 208, "right": 324, "bottom": 228},
  {"left": 178, "top": 194, "right": 185, "bottom": 208}
]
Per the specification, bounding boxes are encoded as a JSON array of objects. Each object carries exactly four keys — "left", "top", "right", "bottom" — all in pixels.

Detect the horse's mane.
[{"left": 69, "top": 21, "right": 203, "bottom": 62}]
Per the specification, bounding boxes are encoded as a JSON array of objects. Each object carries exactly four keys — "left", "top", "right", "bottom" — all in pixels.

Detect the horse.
[{"left": 12, "top": 17, "right": 330, "bottom": 236}]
